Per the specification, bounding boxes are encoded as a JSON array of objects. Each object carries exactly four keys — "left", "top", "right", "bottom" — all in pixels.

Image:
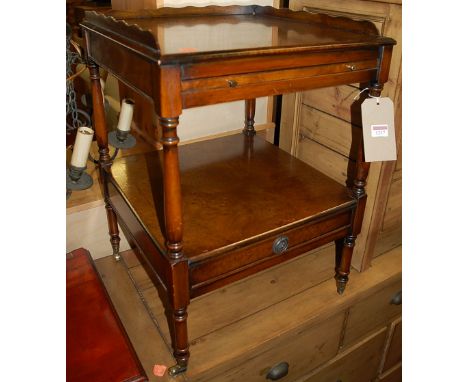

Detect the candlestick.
[
  {"left": 71, "top": 126, "right": 94, "bottom": 168},
  {"left": 108, "top": 98, "right": 136, "bottom": 149},
  {"left": 116, "top": 98, "right": 134, "bottom": 132}
]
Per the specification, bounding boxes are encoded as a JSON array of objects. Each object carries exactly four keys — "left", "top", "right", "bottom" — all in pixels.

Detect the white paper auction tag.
[{"left": 361, "top": 97, "right": 397, "bottom": 162}]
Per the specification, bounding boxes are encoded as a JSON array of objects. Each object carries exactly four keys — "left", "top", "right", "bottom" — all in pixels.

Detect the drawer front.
[
  {"left": 182, "top": 60, "right": 378, "bottom": 93},
  {"left": 382, "top": 319, "right": 402, "bottom": 372},
  {"left": 182, "top": 69, "right": 376, "bottom": 108},
  {"left": 207, "top": 312, "right": 345, "bottom": 382},
  {"left": 302, "top": 328, "right": 387, "bottom": 382},
  {"left": 190, "top": 209, "right": 353, "bottom": 295},
  {"left": 342, "top": 278, "right": 402, "bottom": 348}
]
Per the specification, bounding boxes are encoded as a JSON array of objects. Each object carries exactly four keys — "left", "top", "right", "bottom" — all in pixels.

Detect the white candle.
[
  {"left": 71, "top": 126, "right": 94, "bottom": 168},
  {"left": 116, "top": 98, "right": 135, "bottom": 132}
]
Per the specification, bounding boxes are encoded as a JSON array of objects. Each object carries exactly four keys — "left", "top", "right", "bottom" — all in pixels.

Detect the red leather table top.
[{"left": 66, "top": 248, "right": 147, "bottom": 382}]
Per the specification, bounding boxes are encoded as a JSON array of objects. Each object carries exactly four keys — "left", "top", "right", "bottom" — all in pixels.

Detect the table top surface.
[{"left": 82, "top": 6, "right": 395, "bottom": 63}]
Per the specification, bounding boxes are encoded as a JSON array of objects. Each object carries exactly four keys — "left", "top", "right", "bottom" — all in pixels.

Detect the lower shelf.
[{"left": 108, "top": 134, "right": 356, "bottom": 295}]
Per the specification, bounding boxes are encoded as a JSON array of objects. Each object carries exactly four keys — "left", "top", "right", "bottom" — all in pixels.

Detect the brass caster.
[
  {"left": 335, "top": 274, "right": 348, "bottom": 295},
  {"left": 337, "top": 284, "right": 346, "bottom": 295},
  {"left": 113, "top": 252, "right": 121, "bottom": 261},
  {"left": 168, "top": 364, "right": 187, "bottom": 377}
]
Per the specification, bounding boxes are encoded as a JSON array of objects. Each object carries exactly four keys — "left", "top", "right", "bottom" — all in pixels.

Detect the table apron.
[
  {"left": 85, "top": 31, "right": 155, "bottom": 101},
  {"left": 107, "top": 178, "right": 174, "bottom": 290},
  {"left": 182, "top": 68, "right": 376, "bottom": 108}
]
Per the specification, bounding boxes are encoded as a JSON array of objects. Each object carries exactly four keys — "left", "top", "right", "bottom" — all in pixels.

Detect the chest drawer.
[
  {"left": 382, "top": 319, "right": 402, "bottom": 372},
  {"left": 206, "top": 312, "right": 345, "bottom": 382},
  {"left": 301, "top": 327, "right": 387, "bottom": 382},
  {"left": 342, "top": 278, "right": 402, "bottom": 348}
]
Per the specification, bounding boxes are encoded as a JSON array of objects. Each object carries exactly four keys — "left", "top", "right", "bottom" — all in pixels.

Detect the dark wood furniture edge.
[
  {"left": 101, "top": 5, "right": 379, "bottom": 35},
  {"left": 81, "top": 6, "right": 396, "bottom": 65},
  {"left": 67, "top": 248, "right": 148, "bottom": 382},
  {"left": 81, "top": 11, "right": 160, "bottom": 60}
]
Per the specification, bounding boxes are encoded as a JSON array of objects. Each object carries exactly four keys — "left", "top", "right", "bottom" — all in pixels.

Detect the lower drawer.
[
  {"left": 207, "top": 312, "right": 345, "bottom": 382},
  {"left": 300, "top": 327, "right": 387, "bottom": 382},
  {"left": 190, "top": 210, "right": 352, "bottom": 287},
  {"left": 342, "top": 278, "right": 402, "bottom": 348}
]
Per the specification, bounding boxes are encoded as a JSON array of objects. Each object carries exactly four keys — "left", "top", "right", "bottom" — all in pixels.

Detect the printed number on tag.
[{"left": 371, "top": 124, "right": 389, "bottom": 138}]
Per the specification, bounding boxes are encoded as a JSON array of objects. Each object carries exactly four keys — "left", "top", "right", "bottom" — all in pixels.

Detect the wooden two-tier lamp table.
[{"left": 81, "top": 6, "right": 395, "bottom": 376}]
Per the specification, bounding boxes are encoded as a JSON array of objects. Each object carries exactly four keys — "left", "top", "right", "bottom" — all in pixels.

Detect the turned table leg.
[
  {"left": 244, "top": 99, "right": 256, "bottom": 136},
  {"left": 159, "top": 116, "right": 190, "bottom": 376},
  {"left": 88, "top": 60, "right": 121, "bottom": 261},
  {"left": 335, "top": 82, "right": 382, "bottom": 294},
  {"left": 335, "top": 235, "right": 356, "bottom": 294}
]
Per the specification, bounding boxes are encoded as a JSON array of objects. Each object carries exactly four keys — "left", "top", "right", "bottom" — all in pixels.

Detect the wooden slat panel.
[
  {"left": 382, "top": 178, "right": 401, "bottom": 230},
  {"left": 374, "top": 225, "right": 401, "bottom": 257},
  {"left": 302, "top": 85, "right": 360, "bottom": 124},
  {"left": 395, "top": 148, "right": 402, "bottom": 173},
  {"left": 299, "top": 327, "right": 387, "bottom": 382},
  {"left": 299, "top": 105, "right": 361, "bottom": 159},
  {"left": 296, "top": 137, "right": 351, "bottom": 185},
  {"left": 279, "top": 93, "right": 298, "bottom": 153}
]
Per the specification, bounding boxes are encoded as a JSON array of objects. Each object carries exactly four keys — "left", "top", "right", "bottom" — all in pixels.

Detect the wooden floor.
[{"left": 94, "top": 244, "right": 401, "bottom": 381}]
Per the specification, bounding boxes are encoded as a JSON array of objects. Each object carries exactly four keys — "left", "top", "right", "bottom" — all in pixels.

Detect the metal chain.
[{"left": 66, "top": 24, "right": 90, "bottom": 134}]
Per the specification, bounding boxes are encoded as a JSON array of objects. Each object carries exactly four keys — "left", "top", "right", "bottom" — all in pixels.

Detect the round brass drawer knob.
[
  {"left": 266, "top": 362, "right": 289, "bottom": 380},
  {"left": 272, "top": 236, "right": 289, "bottom": 254},
  {"left": 227, "top": 79, "right": 238, "bottom": 88}
]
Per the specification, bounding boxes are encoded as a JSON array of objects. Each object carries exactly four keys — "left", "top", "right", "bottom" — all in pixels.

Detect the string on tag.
[
  {"left": 353, "top": 87, "right": 380, "bottom": 105},
  {"left": 369, "top": 94, "right": 380, "bottom": 105},
  {"left": 353, "top": 87, "right": 369, "bottom": 100}
]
